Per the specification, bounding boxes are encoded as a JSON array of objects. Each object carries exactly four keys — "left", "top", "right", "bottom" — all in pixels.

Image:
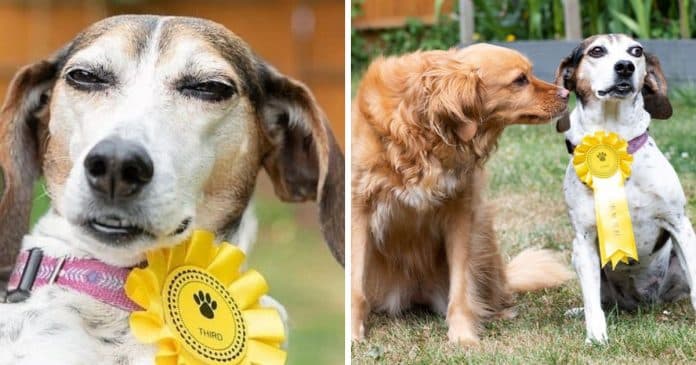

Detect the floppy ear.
[
  {"left": 554, "top": 45, "right": 583, "bottom": 133},
  {"left": 554, "top": 45, "right": 583, "bottom": 91},
  {"left": 642, "top": 52, "right": 672, "bottom": 120},
  {"left": 257, "top": 64, "right": 344, "bottom": 266},
  {"left": 0, "top": 56, "right": 63, "bottom": 271},
  {"left": 421, "top": 66, "right": 483, "bottom": 143}
]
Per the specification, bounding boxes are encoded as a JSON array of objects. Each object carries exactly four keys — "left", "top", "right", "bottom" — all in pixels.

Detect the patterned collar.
[
  {"left": 6, "top": 248, "right": 141, "bottom": 311},
  {"left": 565, "top": 130, "right": 649, "bottom": 155}
]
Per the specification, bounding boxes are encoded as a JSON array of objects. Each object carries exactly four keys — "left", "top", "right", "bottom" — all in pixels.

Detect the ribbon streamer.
[{"left": 573, "top": 131, "right": 638, "bottom": 269}]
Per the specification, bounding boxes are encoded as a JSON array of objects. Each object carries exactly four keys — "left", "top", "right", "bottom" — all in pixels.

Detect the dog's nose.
[
  {"left": 83, "top": 137, "right": 153, "bottom": 200},
  {"left": 557, "top": 88, "right": 569, "bottom": 100},
  {"left": 614, "top": 60, "right": 635, "bottom": 77}
]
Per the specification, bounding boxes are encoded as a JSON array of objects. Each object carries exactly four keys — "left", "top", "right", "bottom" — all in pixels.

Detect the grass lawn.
[
  {"left": 246, "top": 188, "right": 344, "bottom": 365},
  {"left": 28, "top": 178, "right": 344, "bottom": 365},
  {"left": 351, "top": 99, "right": 696, "bottom": 364}
]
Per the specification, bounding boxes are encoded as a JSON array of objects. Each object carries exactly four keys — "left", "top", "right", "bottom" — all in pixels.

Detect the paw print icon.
[
  {"left": 597, "top": 152, "right": 607, "bottom": 161},
  {"left": 193, "top": 290, "right": 218, "bottom": 319}
]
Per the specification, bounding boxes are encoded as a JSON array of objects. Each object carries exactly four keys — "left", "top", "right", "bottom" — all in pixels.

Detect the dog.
[
  {"left": 556, "top": 34, "right": 696, "bottom": 344},
  {"left": 0, "top": 15, "right": 344, "bottom": 364},
  {"left": 351, "top": 44, "right": 573, "bottom": 345}
]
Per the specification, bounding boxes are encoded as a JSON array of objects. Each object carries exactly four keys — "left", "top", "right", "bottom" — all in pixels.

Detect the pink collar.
[
  {"left": 7, "top": 249, "right": 141, "bottom": 312},
  {"left": 565, "top": 130, "right": 649, "bottom": 155}
]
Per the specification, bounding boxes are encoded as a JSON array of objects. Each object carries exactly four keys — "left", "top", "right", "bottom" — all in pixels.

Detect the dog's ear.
[
  {"left": 257, "top": 63, "right": 344, "bottom": 266},
  {"left": 554, "top": 45, "right": 584, "bottom": 91},
  {"left": 642, "top": 52, "right": 672, "bottom": 120},
  {"left": 0, "top": 50, "right": 66, "bottom": 270},
  {"left": 554, "top": 45, "right": 584, "bottom": 133},
  {"left": 421, "top": 65, "right": 483, "bottom": 143}
]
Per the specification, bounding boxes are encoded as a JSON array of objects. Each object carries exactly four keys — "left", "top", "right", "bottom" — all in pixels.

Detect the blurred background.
[
  {"left": 0, "top": 1, "right": 344, "bottom": 364},
  {"left": 352, "top": 0, "right": 696, "bottom": 84}
]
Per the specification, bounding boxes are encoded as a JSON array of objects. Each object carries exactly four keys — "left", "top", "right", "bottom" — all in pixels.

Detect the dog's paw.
[
  {"left": 584, "top": 333, "right": 608, "bottom": 345},
  {"left": 446, "top": 319, "right": 479, "bottom": 347},
  {"left": 497, "top": 307, "right": 518, "bottom": 320},
  {"left": 351, "top": 323, "right": 366, "bottom": 342},
  {"left": 564, "top": 307, "right": 584, "bottom": 319},
  {"left": 585, "top": 326, "right": 609, "bottom": 345},
  {"left": 447, "top": 330, "right": 480, "bottom": 347},
  {"left": 585, "top": 319, "right": 608, "bottom": 345}
]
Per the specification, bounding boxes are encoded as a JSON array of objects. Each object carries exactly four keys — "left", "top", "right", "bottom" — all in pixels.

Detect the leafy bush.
[
  {"left": 351, "top": 0, "right": 458, "bottom": 75},
  {"left": 352, "top": 0, "right": 696, "bottom": 74}
]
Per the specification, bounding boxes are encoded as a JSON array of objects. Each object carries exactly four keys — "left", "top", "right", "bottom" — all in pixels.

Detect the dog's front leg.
[
  {"left": 664, "top": 214, "right": 696, "bottom": 312},
  {"left": 445, "top": 209, "right": 479, "bottom": 346},
  {"left": 572, "top": 230, "right": 607, "bottom": 344},
  {"left": 351, "top": 210, "right": 369, "bottom": 341}
]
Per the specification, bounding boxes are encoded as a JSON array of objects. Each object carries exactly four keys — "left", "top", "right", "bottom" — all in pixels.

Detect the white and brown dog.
[
  {"left": 0, "top": 15, "right": 343, "bottom": 364},
  {"left": 556, "top": 34, "right": 696, "bottom": 344}
]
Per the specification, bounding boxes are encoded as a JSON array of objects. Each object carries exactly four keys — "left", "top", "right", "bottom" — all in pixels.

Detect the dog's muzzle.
[
  {"left": 82, "top": 137, "right": 155, "bottom": 241},
  {"left": 598, "top": 60, "right": 636, "bottom": 98}
]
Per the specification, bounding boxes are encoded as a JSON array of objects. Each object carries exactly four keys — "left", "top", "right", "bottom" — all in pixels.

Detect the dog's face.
[
  {"left": 555, "top": 34, "right": 672, "bottom": 131},
  {"left": 458, "top": 44, "right": 569, "bottom": 126},
  {"left": 0, "top": 15, "right": 344, "bottom": 266},
  {"left": 53, "top": 18, "right": 260, "bottom": 254},
  {"left": 572, "top": 34, "right": 646, "bottom": 100},
  {"left": 410, "top": 44, "right": 568, "bottom": 150}
]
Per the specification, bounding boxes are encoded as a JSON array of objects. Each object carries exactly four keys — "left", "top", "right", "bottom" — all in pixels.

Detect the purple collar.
[
  {"left": 6, "top": 248, "right": 141, "bottom": 311},
  {"left": 566, "top": 130, "right": 649, "bottom": 155}
]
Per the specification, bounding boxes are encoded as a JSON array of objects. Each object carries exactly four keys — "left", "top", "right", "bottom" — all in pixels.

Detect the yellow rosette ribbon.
[
  {"left": 573, "top": 131, "right": 638, "bottom": 269},
  {"left": 125, "top": 230, "right": 287, "bottom": 365}
]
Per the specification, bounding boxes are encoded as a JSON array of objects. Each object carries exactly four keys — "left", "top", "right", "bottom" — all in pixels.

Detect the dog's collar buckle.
[
  {"left": 5, "top": 248, "right": 44, "bottom": 303},
  {"left": 5, "top": 249, "right": 141, "bottom": 311}
]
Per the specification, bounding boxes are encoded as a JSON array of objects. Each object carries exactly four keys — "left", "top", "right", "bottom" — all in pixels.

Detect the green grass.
[
  {"left": 248, "top": 193, "right": 344, "bottom": 365},
  {"left": 28, "top": 183, "right": 344, "bottom": 365},
  {"left": 352, "top": 101, "right": 696, "bottom": 364}
]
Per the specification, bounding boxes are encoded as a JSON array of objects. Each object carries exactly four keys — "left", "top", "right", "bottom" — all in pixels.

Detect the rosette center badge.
[{"left": 126, "top": 230, "right": 287, "bottom": 365}]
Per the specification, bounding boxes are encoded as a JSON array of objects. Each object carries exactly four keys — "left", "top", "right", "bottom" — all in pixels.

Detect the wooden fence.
[
  {"left": 0, "top": 0, "right": 345, "bottom": 146},
  {"left": 352, "top": 0, "right": 455, "bottom": 30}
]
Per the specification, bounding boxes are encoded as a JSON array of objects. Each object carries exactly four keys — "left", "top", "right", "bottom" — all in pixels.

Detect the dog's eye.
[
  {"left": 628, "top": 46, "right": 643, "bottom": 57},
  {"left": 179, "top": 81, "right": 237, "bottom": 102},
  {"left": 588, "top": 46, "right": 606, "bottom": 58},
  {"left": 513, "top": 74, "right": 528, "bottom": 86},
  {"left": 66, "top": 69, "right": 110, "bottom": 91}
]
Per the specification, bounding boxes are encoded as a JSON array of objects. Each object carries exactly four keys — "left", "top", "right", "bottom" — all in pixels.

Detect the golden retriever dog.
[{"left": 351, "top": 44, "right": 572, "bottom": 345}]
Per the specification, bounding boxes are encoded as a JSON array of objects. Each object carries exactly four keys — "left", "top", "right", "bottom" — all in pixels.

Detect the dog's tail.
[{"left": 506, "top": 249, "right": 573, "bottom": 293}]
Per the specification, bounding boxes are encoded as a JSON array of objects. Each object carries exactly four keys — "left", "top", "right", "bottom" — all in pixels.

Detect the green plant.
[
  {"left": 527, "top": 0, "right": 543, "bottom": 39},
  {"left": 670, "top": 84, "right": 696, "bottom": 108},
  {"left": 612, "top": 0, "right": 653, "bottom": 38},
  {"left": 551, "top": 0, "right": 564, "bottom": 38},
  {"left": 352, "top": 0, "right": 694, "bottom": 74},
  {"left": 351, "top": 1, "right": 459, "bottom": 74},
  {"left": 473, "top": 0, "right": 526, "bottom": 40},
  {"left": 352, "top": 0, "right": 365, "bottom": 18},
  {"left": 679, "top": 0, "right": 690, "bottom": 38}
]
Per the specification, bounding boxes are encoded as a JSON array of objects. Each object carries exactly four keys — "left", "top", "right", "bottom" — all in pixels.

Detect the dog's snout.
[
  {"left": 614, "top": 60, "right": 635, "bottom": 77},
  {"left": 557, "top": 88, "right": 570, "bottom": 100},
  {"left": 84, "top": 137, "right": 153, "bottom": 200}
]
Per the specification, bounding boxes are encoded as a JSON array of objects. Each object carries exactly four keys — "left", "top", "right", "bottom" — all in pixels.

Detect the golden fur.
[{"left": 351, "top": 44, "right": 572, "bottom": 345}]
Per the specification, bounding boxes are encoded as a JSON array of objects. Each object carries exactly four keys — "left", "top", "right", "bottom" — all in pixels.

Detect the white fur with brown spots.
[{"left": 556, "top": 34, "right": 696, "bottom": 344}]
